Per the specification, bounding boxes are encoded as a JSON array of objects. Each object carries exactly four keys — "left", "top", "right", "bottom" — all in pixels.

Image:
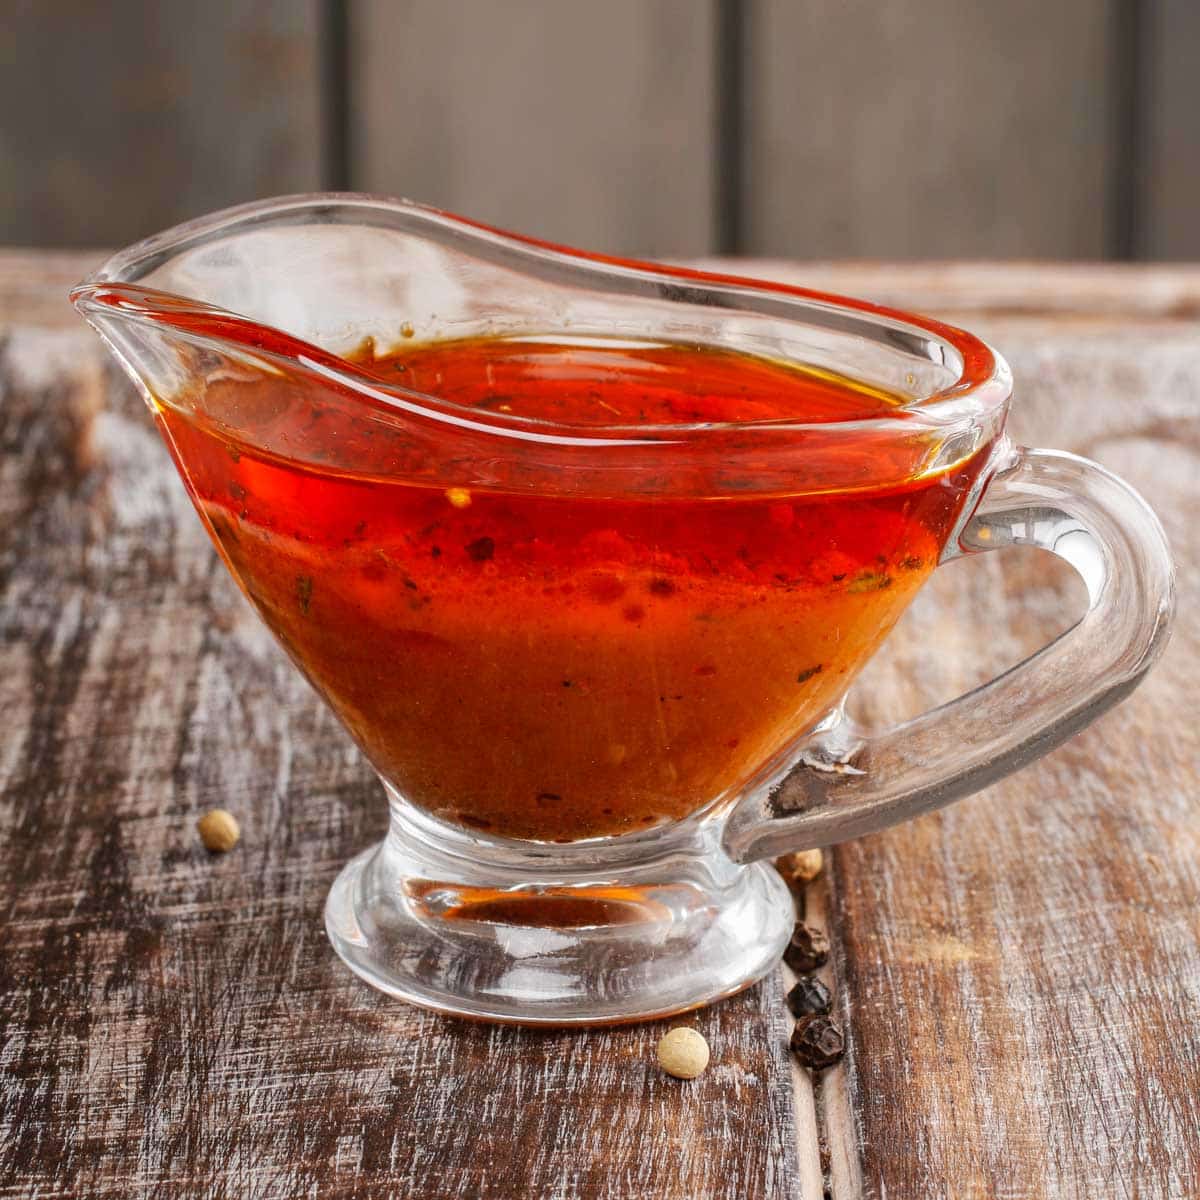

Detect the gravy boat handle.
[{"left": 722, "top": 444, "right": 1175, "bottom": 863}]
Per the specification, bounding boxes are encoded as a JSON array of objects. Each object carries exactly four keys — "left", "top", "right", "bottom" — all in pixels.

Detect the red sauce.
[{"left": 155, "top": 335, "right": 992, "bottom": 841}]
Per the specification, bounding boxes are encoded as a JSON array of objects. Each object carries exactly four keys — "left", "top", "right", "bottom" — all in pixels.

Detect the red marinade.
[{"left": 156, "top": 335, "right": 990, "bottom": 841}]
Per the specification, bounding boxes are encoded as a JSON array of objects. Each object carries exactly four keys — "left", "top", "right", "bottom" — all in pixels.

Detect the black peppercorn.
[
  {"left": 786, "top": 976, "right": 832, "bottom": 1019},
  {"left": 790, "top": 1015, "right": 845, "bottom": 1071},
  {"left": 783, "top": 921, "right": 829, "bottom": 973}
]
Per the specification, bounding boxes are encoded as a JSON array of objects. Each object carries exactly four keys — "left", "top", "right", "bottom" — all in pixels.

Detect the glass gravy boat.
[{"left": 73, "top": 195, "right": 1174, "bottom": 1024}]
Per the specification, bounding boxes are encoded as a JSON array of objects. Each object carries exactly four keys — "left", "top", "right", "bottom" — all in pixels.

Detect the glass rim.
[{"left": 72, "top": 193, "right": 1012, "bottom": 444}]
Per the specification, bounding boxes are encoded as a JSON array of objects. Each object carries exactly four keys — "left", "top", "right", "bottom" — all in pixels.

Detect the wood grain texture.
[
  {"left": 1137, "top": 0, "right": 1200, "bottom": 259},
  {"left": 0, "top": 1, "right": 323, "bottom": 248},
  {"left": 0, "top": 324, "right": 799, "bottom": 1196},
  {"left": 742, "top": 0, "right": 1118, "bottom": 259},
  {"left": 686, "top": 259, "right": 1200, "bottom": 320},
  {"left": 832, "top": 390, "right": 1200, "bottom": 1198},
  {"left": 724, "top": 259, "right": 1200, "bottom": 1198},
  {"left": 3, "top": 253, "right": 1200, "bottom": 1199},
  {"left": 348, "top": 0, "right": 717, "bottom": 257}
]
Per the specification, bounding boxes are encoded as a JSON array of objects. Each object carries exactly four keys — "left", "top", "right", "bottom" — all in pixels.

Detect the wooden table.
[{"left": 1, "top": 254, "right": 1197, "bottom": 1199}]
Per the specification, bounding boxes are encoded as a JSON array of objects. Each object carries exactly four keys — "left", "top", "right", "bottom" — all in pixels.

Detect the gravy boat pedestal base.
[{"left": 325, "top": 791, "right": 792, "bottom": 1024}]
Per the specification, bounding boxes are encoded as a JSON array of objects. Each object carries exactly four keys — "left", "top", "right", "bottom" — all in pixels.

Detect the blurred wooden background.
[{"left": 2, "top": 0, "right": 1196, "bottom": 259}]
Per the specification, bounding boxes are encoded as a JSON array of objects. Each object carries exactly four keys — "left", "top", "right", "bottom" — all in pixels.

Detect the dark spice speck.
[
  {"left": 790, "top": 1015, "right": 845, "bottom": 1071},
  {"left": 787, "top": 976, "right": 833, "bottom": 1018},
  {"left": 847, "top": 570, "right": 892, "bottom": 593},
  {"left": 784, "top": 922, "right": 830, "bottom": 973}
]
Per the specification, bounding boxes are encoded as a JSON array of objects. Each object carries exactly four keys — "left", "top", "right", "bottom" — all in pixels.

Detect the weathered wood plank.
[
  {"left": 0, "top": 1, "right": 323, "bottom": 248},
  {"left": 826, "top": 330, "right": 1200, "bottom": 1196},
  {"left": 0, "top": 251, "right": 108, "bottom": 329},
  {"left": 1137, "top": 0, "right": 1200, "bottom": 259},
  {"left": 742, "top": 0, "right": 1118, "bottom": 259},
  {"left": 709, "top": 259, "right": 1200, "bottom": 1197},
  {"left": 12, "top": 252, "right": 1200, "bottom": 339},
  {"left": 348, "top": 0, "right": 718, "bottom": 256},
  {"left": 4, "top": 253, "right": 1200, "bottom": 1198},
  {"left": 0, "top": 329, "right": 800, "bottom": 1197},
  {"left": 20, "top": 252, "right": 1200, "bottom": 336},
  {"left": 686, "top": 259, "right": 1200, "bottom": 320}
]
